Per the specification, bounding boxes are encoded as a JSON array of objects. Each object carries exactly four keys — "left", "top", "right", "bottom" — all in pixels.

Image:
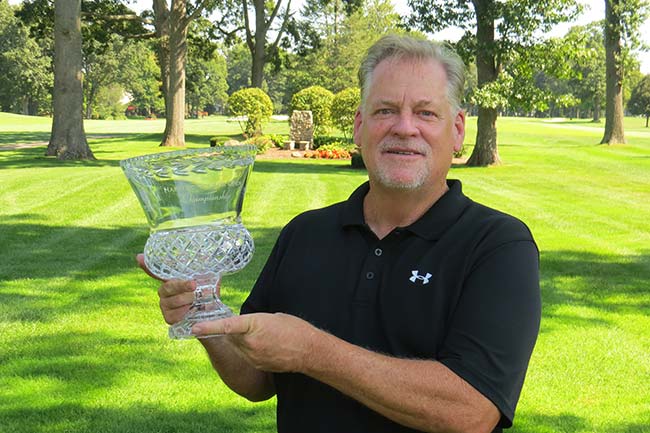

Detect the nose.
[{"left": 391, "top": 112, "right": 419, "bottom": 138}]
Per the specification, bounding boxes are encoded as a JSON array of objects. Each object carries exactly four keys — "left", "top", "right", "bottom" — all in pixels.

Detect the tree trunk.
[
  {"left": 153, "top": 0, "right": 187, "bottom": 147},
  {"left": 592, "top": 92, "right": 601, "bottom": 122},
  {"left": 153, "top": 0, "right": 171, "bottom": 138},
  {"left": 247, "top": 0, "right": 266, "bottom": 88},
  {"left": 47, "top": 0, "right": 95, "bottom": 160},
  {"left": 601, "top": 0, "right": 626, "bottom": 144},
  {"left": 159, "top": 0, "right": 187, "bottom": 147},
  {"left": 467, "top": 0, "right": 500, "bottom": 166}
]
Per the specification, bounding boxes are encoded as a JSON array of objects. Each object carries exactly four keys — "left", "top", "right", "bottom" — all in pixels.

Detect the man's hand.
[
  {"left": 192, "top": 313, "right": 318, "bottom": 374},
  {"left": 136, "top": 253, "right": 197, "bottom": 325}
]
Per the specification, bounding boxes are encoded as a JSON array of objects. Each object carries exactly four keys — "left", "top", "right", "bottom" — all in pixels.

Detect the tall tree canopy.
[{"left": 408, "top": 0, "right": 581, "bottom": 166}]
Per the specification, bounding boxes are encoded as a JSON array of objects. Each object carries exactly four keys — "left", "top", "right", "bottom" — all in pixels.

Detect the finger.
[
  {"left": 158, "top": 279, "right": 195, "bottom": 298},
  {"left": 159, "top": 290, "right": 195, "bottom": 311},
  {"left": 136, "top": 254, "right": 165, "bottom": 281},
  {"left": 192, "top": 315, "right": 250, "bottom": 336}
]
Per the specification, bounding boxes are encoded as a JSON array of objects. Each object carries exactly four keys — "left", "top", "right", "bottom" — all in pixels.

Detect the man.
[{"left": 141, "top": 34, "right": 541, "bottom": 433}]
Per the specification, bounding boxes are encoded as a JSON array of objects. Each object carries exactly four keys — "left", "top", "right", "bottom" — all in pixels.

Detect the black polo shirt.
[{"left": 241, "top": 179, "right": 541, "bottom": 433}]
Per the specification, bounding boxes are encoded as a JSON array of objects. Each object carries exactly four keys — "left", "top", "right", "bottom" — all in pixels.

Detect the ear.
[
  {"left": 452, "top": 109, "right": 466, "bottom": 153},
  {"left": 353, "top": 108, "right": 363, "bottom": 146}
]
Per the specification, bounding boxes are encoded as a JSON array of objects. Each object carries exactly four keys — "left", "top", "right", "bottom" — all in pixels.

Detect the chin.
[{"left": 375, "top": 175, "right": 427, "bottom": 190}]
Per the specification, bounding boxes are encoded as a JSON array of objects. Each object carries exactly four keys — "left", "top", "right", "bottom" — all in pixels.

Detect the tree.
[
  {"left": 284, "top": 0, "right": 403, "bottom": 98},
  {"left": 628, "top": 74, "right": 650, "bottom": 127},
  {"left": 331, "top": 87, "right": 360, "bottom": 139},
  {"left": 564, "top": 23, "right": 606, "bottom": 121},
  {"left": 241, "top": 0, "right": 292, "bottom": 88},
  {"left": 601, "top": 0, "right": 649, "bottom": 144},
  {"left": 0, "top": 0, "right": 51, "bottom": 115},
  {"left": 227, "top": 87, "right": 273, "bottom": 136},
  {"left": 47, "top": 0, "right": 94, "bottom": 160},
  {"left": 119, "top": 40, "right": 165, "bottom": 117},
  {"left": 152, "top": 0, "right": 219, "bottom": 147},
  {"left": 186, "top": 42, "right": 228, "bottom": 115},
  {"left": 408, "top": 0, "right": 581, "bottom": 166}
]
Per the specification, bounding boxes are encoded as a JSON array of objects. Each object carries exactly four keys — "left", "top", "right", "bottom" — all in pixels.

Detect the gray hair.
[{"left": 358, "top": 34, "right": 466, "bottom": 113}]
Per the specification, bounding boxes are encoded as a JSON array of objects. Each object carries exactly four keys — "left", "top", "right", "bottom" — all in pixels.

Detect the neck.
[{"left": 363, "top": 180, "right": 449, "bottom": 240}]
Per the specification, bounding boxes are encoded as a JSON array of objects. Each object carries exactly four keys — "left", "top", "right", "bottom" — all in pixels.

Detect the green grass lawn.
[{"left": 1, "top": 113, "right": 649, "bottom": 433}]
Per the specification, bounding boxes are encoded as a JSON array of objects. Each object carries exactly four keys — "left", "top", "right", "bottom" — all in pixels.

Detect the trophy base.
[{"left": 168, "top": 302, "right": 235, "bottom": 339}]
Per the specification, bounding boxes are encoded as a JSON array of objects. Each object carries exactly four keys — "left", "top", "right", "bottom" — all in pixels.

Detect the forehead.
[{"left": 367, "top": 56, "right": 448, "bottom": 103}]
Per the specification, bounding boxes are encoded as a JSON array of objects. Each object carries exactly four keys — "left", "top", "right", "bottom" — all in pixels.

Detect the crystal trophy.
[{"left": 121, "top": 146, "right": 256, "bottom": 339}]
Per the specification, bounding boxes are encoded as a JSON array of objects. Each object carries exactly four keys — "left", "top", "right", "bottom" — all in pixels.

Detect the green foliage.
[
  {"left": 91, "top": 83, "right": 127, "bottom": 120},
  {"left": 209, "top": 135, "right": 234, "bottom": 147},
  {"left": 312, "top": 135, "right": 352, "bottom": 149},
  {"left": 119, "top": 40, "right": 164, "bottom": 117},
  {"left": 628, "top": 74, "right": 650, "bottom": 125},
  {"left": 264, "top": 133, "right": 288, "bottom": 148},
  {"left": 186, "top": 45, "right": 229, "bottom": 115},
  {"left": 244, "top": 135, "right": 274, "bottom": 154},
  {"left": 290, "top": 85, "right": 334, "bottom": 135},
  {"left": 0, "top": 0, "right": 51, "bottom": 114},
  {"left": 331, "top": 87, "right": 360, "bottom": 139},
  {"left": 228, "top": 88, "right": 274, "bottom": 137}
]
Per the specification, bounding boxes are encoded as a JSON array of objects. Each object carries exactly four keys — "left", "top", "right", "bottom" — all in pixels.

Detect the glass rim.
[{"left": 119, "top": 145, "right": 257, "bottom": 169}]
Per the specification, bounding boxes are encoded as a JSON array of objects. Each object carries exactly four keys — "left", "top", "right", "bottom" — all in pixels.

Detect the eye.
[
  {"left": 374, "top": 108, "right": 395, "bottom": 116},
  {"left": 418, "top": 110, "right": 436, "bottom": 118}
]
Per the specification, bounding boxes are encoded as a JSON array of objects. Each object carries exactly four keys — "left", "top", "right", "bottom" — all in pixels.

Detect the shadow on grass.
[
  {"left": 512, "top": 411, "right": 650, "bottom": 433},
  {"left": 0, "top": 398, "right": 275, "bottom": 433},
  {"left": 539, "top": 249, "right": 650, "bottom": 330},
  {"left": 511, "top": 412, "right": 589, "bottom": 432},
  {"left": 0, "top": 221, "right": 283, "bottom": 323},
  {"left": 0, "top": 132, "right": 362, "bottom": 175}
]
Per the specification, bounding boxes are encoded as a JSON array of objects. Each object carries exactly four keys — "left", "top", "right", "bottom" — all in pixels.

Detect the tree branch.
[
  {"left": 270, "top": 0, "right": 292, "bottom": 55},
  {"left": 243, "top": 0, "right": 254, "bottom": 51},
  {"left": 265, "top": 0, "right": 284, "bottom": 31}
]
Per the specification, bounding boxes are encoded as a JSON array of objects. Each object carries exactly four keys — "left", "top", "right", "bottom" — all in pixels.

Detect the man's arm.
[
  {"left": 192, "top": 313, "right": 500, "bottom": 433},
  {"left": 137, "top": 255, "right": 275, "bottom": 402},
  {"left": 199, "top": 336, "right": 275, "bottom": 402}
]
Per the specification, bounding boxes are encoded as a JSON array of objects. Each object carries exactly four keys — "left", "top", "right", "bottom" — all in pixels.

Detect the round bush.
[
  {"left": 228, "top": 88, "right": 273, "bottom": 137},
  {"left": 331, "top": 87, "right": 360, "bottom": 139},
  {"left": 290, "top": 85, "right": 334, "bottom": 135}
]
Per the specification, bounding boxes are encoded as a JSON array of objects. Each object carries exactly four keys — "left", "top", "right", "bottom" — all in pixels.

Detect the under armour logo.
[{"left": 409, "top": 270, "right": 432, "bottom": 285}]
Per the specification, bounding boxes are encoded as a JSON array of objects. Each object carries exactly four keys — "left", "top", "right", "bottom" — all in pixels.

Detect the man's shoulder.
[
  {"left": 287, "top": 200, "right": 347, "bottom": 227},
  {"left": 461, "top": 199, "right": 536, "bottom": 244}
]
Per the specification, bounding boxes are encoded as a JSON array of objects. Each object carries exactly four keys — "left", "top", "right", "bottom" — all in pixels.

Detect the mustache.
[{"left": 378, "top": 141, "right": 429, "bottom": 155}]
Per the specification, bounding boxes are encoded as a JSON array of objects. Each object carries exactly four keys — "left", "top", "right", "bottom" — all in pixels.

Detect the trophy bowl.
[{"left": 121, "top": 145, "right": 256, "bottom": 339}]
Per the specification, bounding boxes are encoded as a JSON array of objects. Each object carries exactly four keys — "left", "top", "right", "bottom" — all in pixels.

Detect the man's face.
[{"left": 353, "top": 57, "right": 465, "bottom": 192}]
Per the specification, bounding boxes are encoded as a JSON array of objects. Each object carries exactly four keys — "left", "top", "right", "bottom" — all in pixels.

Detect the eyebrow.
[{"left": 375, "top": 99, "right": 437, "bottom": 108}]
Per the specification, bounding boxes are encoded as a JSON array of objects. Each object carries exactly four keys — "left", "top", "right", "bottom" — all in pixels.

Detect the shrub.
[
  {"left": 244, "top": 135, "right": 274, "bottom": 154},
  {"left": 304, "top": 143, "right": 351, "bottom": 160},
  {"left": 290, "top": 86, "right": 334, "bottom": 136},
  {"left": 313, "top": 135, "right": 353, "bottom": 149},
  {"left": 331, "top": 87, "right": 360, "bottom": 139},
  {"left": 265, "top": 134, "right": 288, "bottom": 148},
  {"left": 227, "top": 88, "right": 273, "bottom": 137},
  {"left": 209, "top": 136, "right": 232, "bottom": 147},
  {"left": 350, "top": 151, "right": 365, "bottom": 169}
]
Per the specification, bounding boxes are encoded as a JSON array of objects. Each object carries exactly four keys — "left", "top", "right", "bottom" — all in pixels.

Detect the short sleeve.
[{"left": 438, "top": 238, "right": 541, "bottom": 427}]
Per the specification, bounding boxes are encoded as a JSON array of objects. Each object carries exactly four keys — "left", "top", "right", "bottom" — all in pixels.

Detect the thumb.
[
  {"left": 193, "top": 315, "right": 250, "bottom": 337},
  {"left": 136, "top": 253, "right": 165, "bottom": 281}
]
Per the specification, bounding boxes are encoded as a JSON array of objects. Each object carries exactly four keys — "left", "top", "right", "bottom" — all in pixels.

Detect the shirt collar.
[{"left": 341, "top": 179, "right": 471, "bottom": 240}]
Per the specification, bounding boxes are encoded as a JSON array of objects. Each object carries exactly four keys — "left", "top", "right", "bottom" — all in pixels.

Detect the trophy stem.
[{"left": 168, "top": 275, "right": 235, "bottom": 340}]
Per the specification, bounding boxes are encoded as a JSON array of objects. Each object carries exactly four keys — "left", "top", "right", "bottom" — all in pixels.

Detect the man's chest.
[{"left": 268, "top": 230, "right": 470, "bottom": 358}]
